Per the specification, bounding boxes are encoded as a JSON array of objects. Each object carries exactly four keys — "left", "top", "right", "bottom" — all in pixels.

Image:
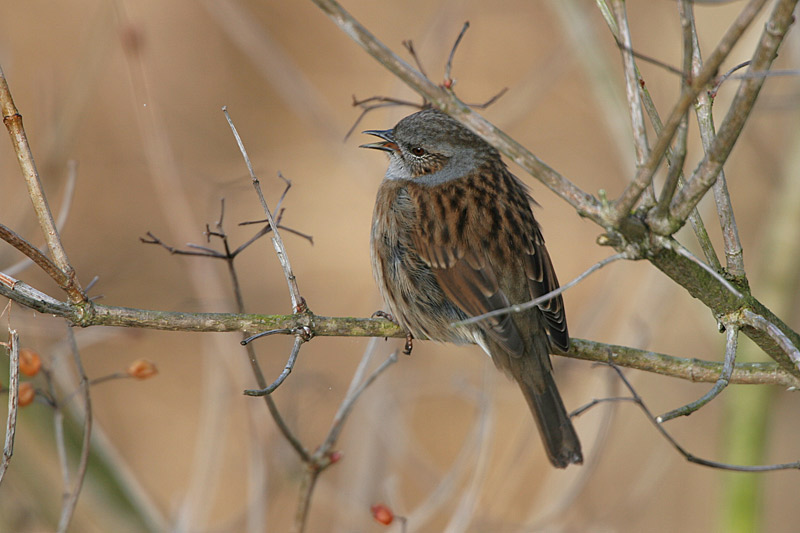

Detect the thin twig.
[
  {"left": 293, "top": 346, "right": 398, "bottom": 533},
  {"left": 658, "top": 324, "right": 739, "bottom": 422},
  {"left": 321, "top": 348, "right": 398, "bottom": 450},
  {"left": 0, "top": 223, "right": 72, "bottom": 291},
  {"left": 566, "top": 338, "right": 799, "bottom": 388},
  {"left": 57, "top": 327, "right": 92, "bottom": 533},
  {"left": 0, "top": 329, "right": 19, "bottom": 485},
  {"left": 611, "top": 0, "right": 769, "bottom": 226},
  {"left": 668, "top": 241, "right": 743, "bottom": 299},
  {"left": 604, "top": 363, "right": 800, "bottom": 472},
  {"left": 443, "top": 22, "right": 470, "bottom": 88},
  {"left": 223, "top": 107, "right": 305, "bottom": 312},
  {"left": 402, "top": 40, "right": 428, "bottom": 79},
  {"left": 683, "top": 2, "right": 746, "bottom": 279},
  {"left": 670, "top": 0, "right": 797, "bottom": 224},
  {"left": 6, "top": 161, "right": 78, "bottom": 277},
  {"left": 244, "top": 335, "right": 305, "bottom": 396},
  {"left": 610, "top": 0, "right": 653, "bottom": 206},
  {"left": 453, "top": 252, "right": 629, "bottom": 328}
]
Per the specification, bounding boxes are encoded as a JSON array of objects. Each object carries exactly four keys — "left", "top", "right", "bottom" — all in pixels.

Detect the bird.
[{"left": 361, "top": 108, "right": 582, "bottom": 468}]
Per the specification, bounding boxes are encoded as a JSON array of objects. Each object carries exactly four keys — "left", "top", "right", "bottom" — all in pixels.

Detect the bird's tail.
[{"left": 516, "top": 363, "right": 583, "bottom": 468}]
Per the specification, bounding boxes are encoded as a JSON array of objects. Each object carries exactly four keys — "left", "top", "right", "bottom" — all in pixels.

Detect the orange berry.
[
  {"left": 18, "top": 382, "right": 35, "bottom": 407},
  {"left": 370, "top": 504, "right": 394, "bottom": 526},
  {"left": 19, "top": 348, "right": 42, "bottom": 377},
  {"left": 126, "top": 359, "right": 158, "bottom": 380}
]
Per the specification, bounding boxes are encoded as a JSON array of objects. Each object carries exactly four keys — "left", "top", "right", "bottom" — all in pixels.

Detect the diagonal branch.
[
  {"left": 610, "top": 0, "right": 768, "bottom": 226},
  {"left": 311, "top": 0, "right": 601, "bottom": 220},
  {"left": 0, "top": 65, "right": 84, "bottom": 303},
  {"left": 669, "top": 0, "right": 798, "bottom": 225}
]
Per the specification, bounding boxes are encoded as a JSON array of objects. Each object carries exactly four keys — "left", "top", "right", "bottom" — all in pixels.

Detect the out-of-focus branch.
[
  {"left": 57, "top": 328, "right": 92, "bottom": 533},
  {"left": 0, "top": 65, "right": 84, "bottom": 303}
]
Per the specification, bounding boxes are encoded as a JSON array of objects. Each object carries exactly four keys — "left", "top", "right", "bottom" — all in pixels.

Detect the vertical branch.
[
  {"left": 610, "top": 0, "right": 653, "bottom": 206},
  {"left": 0, "top": 65, "right": 84, "bottom": 303},
  {"left": 611, "top": 0, "right": 768, "bottom": 225},
  {"left": 670, "top": 0, "right": 798, "bottom": 223},
  {"left": 57, "top": 328, "right": 92, "bottom": 533},
  {"left": 684, "top": 4, "right": 746, "bottom": 278},
  {"left": 598, "top": 0, "right": 721, "bottom": 269},
  {"left": 223, "top": 107, "right": 304, "bottom": 312},
  {"left": 0, "top": 329, "right": 19, "bottom": 485}
]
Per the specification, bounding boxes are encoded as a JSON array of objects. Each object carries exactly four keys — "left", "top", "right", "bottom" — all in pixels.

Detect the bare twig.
[
  {"left": 684, "top": 3, "right": 746, "bottom": 278},
  {"left": 223, "top": 107, "right": 305, "bottom": 312},
  {"left": 668, "top": 240, "right": 743, "bottom": 299},
  {"left": 657, "top": 324, "right": 739, "bottom": 422},
  {"left": 293, "top": 345, "right": 398, "bottom": 533},
  {"left": 244, "top": 335, "right": 305, "bottom": 396},
  {"left": 1, "top": 278, "right": 796, "bottom": 386},
  {"left": 611, "top": 0, "right": 768, "bottom": 226},
  {"left": 0, "top": 223, "right": 72, "bottom": 293},
  {"left": 443, "top": 21, "right": 470, "bottom": 88},
  {"left": 610, "top": 0, "right": 652, "bottom": 205},
  {"left": 452, "top": 252, "right": 630, "bottom": 328},
  {"left": 57, "top": 327, "right": 92, "bottom": 533},
  {"left": 670, "top": 0, "right": 798, "bottom": 224},
  {"left": 603, "top": 363, "right": 800, "bottom": 472},
  {"left": 6, "top": 161, "right": 78, "bottom": 277},
  {"left": 0, "top": 65, "right": 84, "bottom": 303},
  {"left": 601, "top": 0, "right": 720, "bottom": 269},
  {"left": 566, "top": 338, "right": 799, "bottom": 388},
  {"left": 0, "top": 329, "right": 19, "bottom": 485}
]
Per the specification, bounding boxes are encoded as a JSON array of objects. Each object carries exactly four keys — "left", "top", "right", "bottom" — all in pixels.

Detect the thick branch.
[{"left": 1, "top": 280, "right": 795, "bottom": 386}]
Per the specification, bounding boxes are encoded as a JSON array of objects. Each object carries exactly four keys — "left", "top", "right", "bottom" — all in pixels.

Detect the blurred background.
[{"left": 1, "top": 1, "right": 799, "bottom": 531}]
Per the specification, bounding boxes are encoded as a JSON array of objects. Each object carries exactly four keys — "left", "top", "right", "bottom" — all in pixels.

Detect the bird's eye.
[{"left": 410, "top": 146, "right": 426, "bottom": 156}]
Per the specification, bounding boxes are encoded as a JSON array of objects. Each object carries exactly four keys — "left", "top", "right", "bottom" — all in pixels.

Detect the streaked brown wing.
[{"left": 525, "top": 225, "right": 569, "bottom": 351}]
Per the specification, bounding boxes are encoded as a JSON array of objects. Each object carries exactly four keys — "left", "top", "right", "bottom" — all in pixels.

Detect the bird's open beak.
[{"left": 360, "top": 129, "right": 399, "bottom": 152}]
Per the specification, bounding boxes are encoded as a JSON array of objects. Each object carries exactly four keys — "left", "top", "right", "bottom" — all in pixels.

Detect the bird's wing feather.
[{"left": 409, "top": 175, "right": 568, "bottom": 356}]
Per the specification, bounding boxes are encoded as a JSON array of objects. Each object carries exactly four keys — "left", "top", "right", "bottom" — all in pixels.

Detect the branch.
[
  {"left": 0, "top": 65, "right": 84, "bottom": 302},
  {"left": 2, "top": 278, "right": 795, "bottom": 387},
  {"left": 670, "top": 0, "right": 798, "bottom": 223},
  {"left": 611, "top": 0, "right": 769, "bottom": 225},
  {"left": 0, "top": 329, "right": 19, "bottom": 485},
  {"left": 311, "top": 0, "right": 601, "bottom": 221}
]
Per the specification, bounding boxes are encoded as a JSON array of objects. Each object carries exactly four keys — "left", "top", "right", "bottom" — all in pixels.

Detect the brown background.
[{"left": 1, "top": 1, "right": 799, "bottom": 532}]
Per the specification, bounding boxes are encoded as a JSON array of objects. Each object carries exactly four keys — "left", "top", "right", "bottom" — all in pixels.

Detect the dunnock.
[{"left": 362, "top": 108, "right": 582, "bottom": 468}]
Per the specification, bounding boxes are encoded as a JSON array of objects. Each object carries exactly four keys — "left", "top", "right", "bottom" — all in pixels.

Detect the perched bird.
[{"left": 362, "top": 108, "right": 582, "bottom": 468}]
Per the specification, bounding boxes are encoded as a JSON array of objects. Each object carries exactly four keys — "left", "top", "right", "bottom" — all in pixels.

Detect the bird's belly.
[{"left": 371, "top": 197, "right": 476, "bottom": 346}]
